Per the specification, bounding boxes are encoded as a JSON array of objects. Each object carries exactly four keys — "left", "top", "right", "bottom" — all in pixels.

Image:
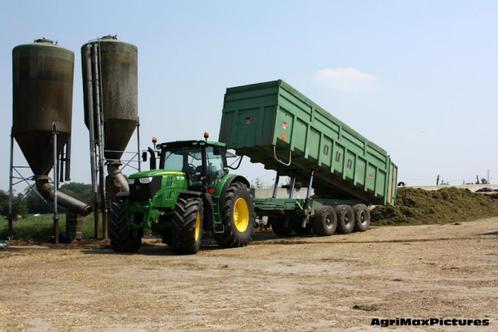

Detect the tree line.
[{"left": 0, "top": 182, "right": 92, "bottom": 218}]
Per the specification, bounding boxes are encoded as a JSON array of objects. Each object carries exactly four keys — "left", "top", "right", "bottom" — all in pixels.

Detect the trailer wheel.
[
  {"left": 109, "top": 198, "right": 142, "bottom": 253},
  {"left": 215, "top": 182, "right": 255, "bottom": 247},
  {"left": 312, "top": 206, "right": 337, "bottom": 236},
  {"left": 336, "top": 205, "right": 355, "bottom": 234},
  {"left": 270, "top": 216, "right": 294, "bottom": 237},
  {"left": 294, "top": 216, "right": 313, "bottom": 236},
  {"left": 353, "top": 204, "right": 370, "bottom": 232},
  {"left": 170, "top": 197, "right": 204, "bottom": 254}
]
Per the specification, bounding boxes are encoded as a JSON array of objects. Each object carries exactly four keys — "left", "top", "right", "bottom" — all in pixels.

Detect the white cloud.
[{"left": 314, "top": 67, "right": 377, "bottom": 92}]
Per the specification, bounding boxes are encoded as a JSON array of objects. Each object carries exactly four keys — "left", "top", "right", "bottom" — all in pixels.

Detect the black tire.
[
  {"left": 162, "top": 229, "right": 173, "bottom": 247},
  {"left": 293, "top": 216, "right": 313, "bottom": 236},
  {"left": 170, "top": 197, "right": 204, "bottom": 254},
  {"left": 312, "top": 206, "right": 337, "bottom": 236},
  {"left": 336, "top": 205, "right": 355, "bottom": 234},
  {"left": 270, "top": 216, "right": 294, "bottom": 237},
  {"left": 353, "top": 204, "right": 370, "bottom": 232},
  {"left": 215, "top": 182, "right": 255, "bottom": 247},
  {"left": 109, "top": 198, "right": 142, "bottom": 253}
]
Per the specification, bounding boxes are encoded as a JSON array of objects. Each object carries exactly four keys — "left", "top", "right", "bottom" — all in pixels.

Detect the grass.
[{"left": 0, "top": 213, "right": 98, "bottom": 242}]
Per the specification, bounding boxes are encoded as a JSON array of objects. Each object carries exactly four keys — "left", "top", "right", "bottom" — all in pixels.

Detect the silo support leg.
[
  {"left": 52, "top": 125, "right": 59, "bottom": 244},
  {"left": 8, "top": 133, "right": 14, "bottom": 237},
  {"left": 94, "top": 205, "right": 100, "bottom": 239}
]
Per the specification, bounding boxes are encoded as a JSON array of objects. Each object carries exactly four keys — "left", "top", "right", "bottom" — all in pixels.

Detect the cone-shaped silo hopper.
[{"left": 12, "top": 39, "right": 73, "bottom": 176}]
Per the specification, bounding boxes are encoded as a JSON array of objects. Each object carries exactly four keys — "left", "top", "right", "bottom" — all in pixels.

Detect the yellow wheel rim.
[
  {"left": 233, "top": 197, "right": 249, "bottom": 233},
  {"left": 194, "top": 211, "right": 201, "bottom": 241}
]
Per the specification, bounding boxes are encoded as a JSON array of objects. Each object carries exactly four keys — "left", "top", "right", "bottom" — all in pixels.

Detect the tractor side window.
[
  {"left": 186, "top": 152, "right": 203, "bottom": 177},
  {"left": 205, "top": 146, "right": 225, "bottom": 186}
]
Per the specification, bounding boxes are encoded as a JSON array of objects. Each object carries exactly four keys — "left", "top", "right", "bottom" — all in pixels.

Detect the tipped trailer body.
[{"left": 220, "top": 80, "right": 397, "bottom": 235}]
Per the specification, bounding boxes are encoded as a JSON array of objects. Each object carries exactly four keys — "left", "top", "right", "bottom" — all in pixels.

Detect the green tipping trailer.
[{"left": 219, "top": 80, "right": 398, "bottom": 236}]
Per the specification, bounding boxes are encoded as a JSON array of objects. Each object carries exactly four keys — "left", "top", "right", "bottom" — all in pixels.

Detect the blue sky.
[{"left": 1, "top": 0, "right": 497, "bottom": 191}]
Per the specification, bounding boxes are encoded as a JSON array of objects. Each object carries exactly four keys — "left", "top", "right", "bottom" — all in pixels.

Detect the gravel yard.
[{"left": 1, "top": 218, "right": 498, "bottom": 331}]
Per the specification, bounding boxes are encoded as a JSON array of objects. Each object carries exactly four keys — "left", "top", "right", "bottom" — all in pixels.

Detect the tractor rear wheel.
[
  {"left": 269, "top": 216, "right": 294, "bottom": 237},
  {"left": 312, "top": 206, "right": 337, "bottom": 236},
  {"left": 353, "top": 204, "right": 370, "bottom": 232},
  {"left": 336, "top": 205, "right": 355, "bottom": 234},
  {"left": 215, "top": 182, "right": 255, "bottom": 247},
  {"left": 109, "top": 198, "right": 143, "bottom": 253},
  {"left": 170, "top": 197, "right": 204, "bottom": 254}
]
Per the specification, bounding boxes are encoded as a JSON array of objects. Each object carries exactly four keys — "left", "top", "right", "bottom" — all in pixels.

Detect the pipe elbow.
[{"left": 35, "top": 176, "right": 92, "bottom": 216}]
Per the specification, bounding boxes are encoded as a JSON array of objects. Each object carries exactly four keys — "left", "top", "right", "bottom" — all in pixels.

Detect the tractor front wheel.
[
  {"left": 170, "top": 197, "right": 204, "bottom": 255},
  {"left": 109, "top": 198, "right": 143, "bottom": 253},
  {"left": 215, "top": 182, "right": 255, "bottom": 247}
]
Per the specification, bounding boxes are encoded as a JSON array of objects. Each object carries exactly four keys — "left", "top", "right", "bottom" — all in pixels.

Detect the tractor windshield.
[
  {"left": 159, "top": 144, "right": 227, "bottom": 189},
  {"left": 160, "top": 146, "right": 203, "bottom": 176}
]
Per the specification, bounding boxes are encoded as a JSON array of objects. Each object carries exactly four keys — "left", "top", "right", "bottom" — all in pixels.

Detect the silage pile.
[{"left": 371, "top": 187, "right": 498, "bottom": 225}]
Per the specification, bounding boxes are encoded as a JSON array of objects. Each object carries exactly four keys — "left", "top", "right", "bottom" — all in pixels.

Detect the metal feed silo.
[
  {"left": 9, "top": 38, "right": 91, "bottom": 243},
  {"left": 82, "top": 35, "right": 138, "bottom": 161},
  {"left": 12, "top": 38, "right": 73, "bottom": 176},
  {"left": 81, "top": 35, "right": 140, "bottom": 239}
]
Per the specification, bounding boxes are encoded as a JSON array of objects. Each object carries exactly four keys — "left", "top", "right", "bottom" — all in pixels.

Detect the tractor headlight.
[
  {"left": 138, "top": 177, "right": 154, "bottom": 184},
  {"left": 127, "top": 178, "right": 136, "bottom": 185}
]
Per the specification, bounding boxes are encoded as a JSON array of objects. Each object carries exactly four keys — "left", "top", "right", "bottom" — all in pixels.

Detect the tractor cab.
[{"left": 156, "top": 140, "right": 228, "bottom": 192}]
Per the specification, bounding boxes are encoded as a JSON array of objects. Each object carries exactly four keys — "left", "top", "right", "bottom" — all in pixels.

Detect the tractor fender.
[{"left": 216, "top": 174, "right": 251, "bottom": 207}]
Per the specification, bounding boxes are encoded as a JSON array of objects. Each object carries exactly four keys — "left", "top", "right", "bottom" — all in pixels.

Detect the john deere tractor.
[{"left": 109, "top": 137, "right": 255, "bottom": 254}]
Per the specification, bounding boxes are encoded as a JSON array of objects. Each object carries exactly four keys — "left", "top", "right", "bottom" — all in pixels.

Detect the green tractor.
[{"left": 109, "top": 137, "right": 255, "bottom": 254}]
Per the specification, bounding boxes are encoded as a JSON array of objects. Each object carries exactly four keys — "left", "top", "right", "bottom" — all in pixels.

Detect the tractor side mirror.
[{"left": 142, "top": 151, "right": 148, "bottom": 162}]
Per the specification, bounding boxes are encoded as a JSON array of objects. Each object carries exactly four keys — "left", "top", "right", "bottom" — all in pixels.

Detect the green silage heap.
[{"left": 372, "top": 187, "right": 498, "bottom": 225}]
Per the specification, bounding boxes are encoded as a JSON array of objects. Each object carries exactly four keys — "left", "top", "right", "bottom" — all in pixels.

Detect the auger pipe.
[
  {"left": 36, "top": 176, "right": 92, "bottom": 216},
  {"left": 107, "top": 161, "right": 129, "bottom": 195}
]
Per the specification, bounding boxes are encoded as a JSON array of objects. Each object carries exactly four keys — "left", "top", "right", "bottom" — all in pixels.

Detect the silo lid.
[
  {"left": 99, "top": 35, "right": 118, "bottom": 41},
  {"left": 33, "top": 38, "right": 55, "bottom": 45}
]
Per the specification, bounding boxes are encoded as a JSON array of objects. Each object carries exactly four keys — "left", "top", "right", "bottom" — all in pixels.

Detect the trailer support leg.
[
  {"left": 272, "top": 173, "right": 280, "bottom": 199},
  {"left": 306, "top": 171, "right": 314, "bottom": 200},
  {"left": 288, "top": 177, "right": 296, "bottom": 199},
  {"left": 303, "top": 170, "right": 315, "bottom": 228}
]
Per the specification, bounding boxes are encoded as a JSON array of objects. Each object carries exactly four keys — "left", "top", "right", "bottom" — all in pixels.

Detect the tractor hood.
[
  {"left": 127, "top": 170, "right": 188, "bottom": 203},
  {"left": 128, "top": 170, "right": 185, "bottom": 179}
]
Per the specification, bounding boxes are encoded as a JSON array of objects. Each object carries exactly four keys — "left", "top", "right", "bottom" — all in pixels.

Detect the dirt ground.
[{"left": 1, "top": 218, "right": 498, "bottom": 331}]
